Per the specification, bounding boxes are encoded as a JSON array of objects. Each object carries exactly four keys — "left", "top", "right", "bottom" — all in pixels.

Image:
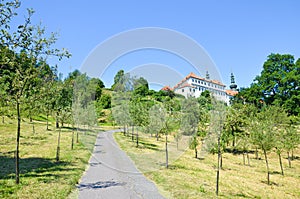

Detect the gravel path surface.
[{"left": 77, "top": 130, "right": 165, "bottom": 199}]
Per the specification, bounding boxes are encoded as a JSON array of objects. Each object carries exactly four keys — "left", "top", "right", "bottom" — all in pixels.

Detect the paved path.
[{"left": 77, "top": 130, "right": 165, "bottom": 199}]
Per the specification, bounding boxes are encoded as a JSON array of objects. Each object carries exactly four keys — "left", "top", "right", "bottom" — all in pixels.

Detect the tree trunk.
[
  {"left": 291, "top": 150, "right": 294, "bottom": 160},
  {"left": 263, "top": 149, "right": 270, "bottom": 185},
  {"left": 243, "top": 152, "right": 245, "bottom": 165},
  {"left": 56, "top": 120, "right": 59, "bottom": 128},
  {"left": 165, "top": 134, "right": 168, "bottom": 168},
  {"left": 287, "top": 151, "right": 291, "bottom": 168},
  {"left": 247, "top": 151, "right": 250, "bottom": 166},
  {"left": 46, "top": 114, "right": 49, "bottom": 130},
  {"left": 15, "top": 101, "right": 21, "bottom": 184},
  {"left": 71, "top": 131, "right": 74, "bottom": 150},
  {"left": 156, "top": 131, "right": 159, "bottom": 141},
  {"left": 216, "top": 136, "right": 221, "bottom": 195},
  {"left": 220, "top": 153, "right": 223, "bottom": 169},
  {"left": 76, "top": 126, "right": 79, "bottom": 143},
  {"left": 131, "top": 126, "right": 134, "bottom": 141},
  {"left": 255, "top": 147, "right": 258, "bottom": 159},
  {"left": 123, "top": 125, "right": 126, "bottom": 136},
  {"left": 195, "top": 148, "right": 198, "bottom": 158},
  {"left": 278, "top": 152, "right": 284, "bottom": 175},
  {"left": 56, "top": 112, "right": 59, "bottom": 128},
  {"left": 2, "top": 115, "right": 4, "bottom": 124},
  {"left": 231, "top": 127, "right": 235, "bottom": 147},
  {"left": 56, "top": 128, "right": 61, "bottom": 162},
  {"left": 136, "top": 129, "right": 139, "bottom": 147},
  {"left": 32, "top": 121, "right": 35, "bottom": 134}
]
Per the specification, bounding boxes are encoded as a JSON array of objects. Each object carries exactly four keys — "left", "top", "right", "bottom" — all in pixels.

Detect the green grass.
[
  {"left": 0, "top": 116, "right": 100, "bottom": 199},
  {"left": 114, "top": 131, "right": 300, "bottom": 199}
]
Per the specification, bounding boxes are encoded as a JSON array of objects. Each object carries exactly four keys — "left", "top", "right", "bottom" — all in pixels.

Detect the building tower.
[
  {"left": 229, "top": 72, "right": 238, "bottom": 91},
  {"left": 206, "top": 71, "right": 210, "bottom": 80}
]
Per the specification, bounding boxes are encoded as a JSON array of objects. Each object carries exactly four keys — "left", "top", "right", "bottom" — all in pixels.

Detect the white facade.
[{"left": 173, "top": 73, "right": 235, "bottom": 104}]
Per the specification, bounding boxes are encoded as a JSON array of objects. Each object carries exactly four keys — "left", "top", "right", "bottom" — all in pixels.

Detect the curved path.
[{"left": 77, "top": 130, "right": 165, "bottom": 199}]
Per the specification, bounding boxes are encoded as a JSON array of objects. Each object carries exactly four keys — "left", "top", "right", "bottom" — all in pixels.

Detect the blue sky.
[{"left": 12, "top": 0, "right": 300, "bottom": 89}]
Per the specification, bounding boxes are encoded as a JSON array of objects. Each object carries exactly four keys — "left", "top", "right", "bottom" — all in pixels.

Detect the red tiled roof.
[
  {"left": 173, "top": 72, "right": 225, "bottom": 90},
  {"left": 226, "top": 90, "right": 238, "bottom": 96},
  {"left": 161, "top": 86, "right": 173, "bottom": 91}
]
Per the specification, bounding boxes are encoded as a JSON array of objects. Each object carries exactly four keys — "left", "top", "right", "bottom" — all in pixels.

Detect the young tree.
[
  {"left": 284, "top": 125, "right": 299, "bottom": 168},
  {"left": 180, "top": 98, "right": 200, "bottom": 158},
  {"left": 189, "top": 135, "right": 199, "bottom": 158},
  {"left": 249, "top": 106, "right": 287, "bottom": 184},
  {"left": 149, "top": 103, "right": 165, "bottom": 141}
]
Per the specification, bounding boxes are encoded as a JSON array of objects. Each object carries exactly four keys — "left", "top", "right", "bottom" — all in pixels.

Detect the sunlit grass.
[
  {"left": 0, "top": 116, "right": 100, "bottom": 199},
  {"left": 114, "top": 131, "right": 300, "bottom": 199}
]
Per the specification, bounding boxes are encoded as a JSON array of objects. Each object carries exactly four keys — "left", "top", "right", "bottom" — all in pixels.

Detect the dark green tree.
[
  {"left": 111, "top": 69, "right": 125, "bottom": 90},
  {"left": 237, "top": 53, "right": 300, "bottom": 115}
]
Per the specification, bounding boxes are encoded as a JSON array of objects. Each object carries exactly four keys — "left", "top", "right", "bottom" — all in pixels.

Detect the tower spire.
[
  {"left": 230, "top": 72, "right": 237, "bottom": 91},
  {"left": 206, "top": 71, "right": 210, "bottom": 80}
]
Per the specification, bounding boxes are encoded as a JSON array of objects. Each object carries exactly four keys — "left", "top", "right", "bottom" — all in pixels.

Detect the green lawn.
[
  {"left": 114, "top": 131, "right": 300, "bottom": 199},
  {"left": 0, "top": 117, "right": 100, "bottom": 199}
]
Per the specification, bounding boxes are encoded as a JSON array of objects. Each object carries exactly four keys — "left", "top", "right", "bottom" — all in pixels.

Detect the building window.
[{"left": 182, "top": 89, "right": 184, "bottom": 92}]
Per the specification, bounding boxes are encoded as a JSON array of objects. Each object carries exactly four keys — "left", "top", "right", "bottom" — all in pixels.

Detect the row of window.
[
  {"left": 191, "top": 78, "right": 224, "bottom": 90},
  {"left": 181, "top": 86, "right": 226, "bottom": 96}
]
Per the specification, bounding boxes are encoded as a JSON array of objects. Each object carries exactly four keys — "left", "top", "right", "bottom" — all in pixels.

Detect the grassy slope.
[
  {"left": 0, "top": 117, "right": 99, "bottom": 199},
  {"left": 114, "top": 131, "right": 300, "bottom": 199}
]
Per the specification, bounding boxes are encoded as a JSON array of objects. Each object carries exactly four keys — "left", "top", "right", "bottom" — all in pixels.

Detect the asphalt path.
[{"left": 77, "top": 130, "right": 165, "bottom": 199}]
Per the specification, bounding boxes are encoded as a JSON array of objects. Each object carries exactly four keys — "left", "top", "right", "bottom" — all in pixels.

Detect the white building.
[{"left": 172, "top": 72, "right": 238, "bottom": 104}]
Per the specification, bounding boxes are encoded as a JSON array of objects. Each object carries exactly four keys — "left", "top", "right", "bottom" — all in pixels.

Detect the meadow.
[
  {"left": 0, "top": 116, "right": 99, "bottom": 199},
  {"left": 114, "top": 131, "right": 300, "bottom": 199}
]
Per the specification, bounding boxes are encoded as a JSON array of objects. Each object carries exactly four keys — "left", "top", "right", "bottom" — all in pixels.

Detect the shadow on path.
[{"left": 77, "top": 181, "right": 126, "bottom": 190}]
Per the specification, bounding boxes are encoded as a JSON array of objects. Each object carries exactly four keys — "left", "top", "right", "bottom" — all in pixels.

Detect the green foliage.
[
  {"left": 111, "top": 69, "right": 125, "bottom": 90},
  {"left": 236, "top": 53, "right": 300, "bottom": 115},
  {"left": 180, "top": 98, "right": 200, "bottom": 135},
  {"left": 99, "top": 93, "right": 111, "bottom": 109}
]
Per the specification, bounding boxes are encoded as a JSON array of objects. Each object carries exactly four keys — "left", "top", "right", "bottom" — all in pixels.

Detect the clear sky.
[{"left": 11, "top": 0, "right": 300, "bottom": 89}]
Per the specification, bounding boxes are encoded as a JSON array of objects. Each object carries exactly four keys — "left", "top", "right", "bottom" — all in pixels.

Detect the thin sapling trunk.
[
  {"left": 165, "top": 134, "right": 168, "bottom": 168},
  {"left": 136, "top": 128, "right": 139, "bottom": 147},
  {"left": 32, "top": 121, "right": 35, "bottom": 134},
  {"left": 131, "top": 126, "right": 134, "bottom": 141},
  {"left": 46, "top": 114, "right": 49, "bottom": 130},
  {"left": 247, "top": 151, "right": 250, "bottom": 166},
  {"left": 56, "top": 127, "right": 61, "bottom": 162},
  {"left": 71, "top": 130, "right": 74, "bottom": 150},
  {"left": 278, "top": 152, "right": 284, "bottom": 175},
  {"left": 263, "top": 148, "right": 270, "bottom": 185},
  {"left": 287, "top": 151, "right": 291, "bottom": 168},
  {"left": 15, "top": 101, "right": 20, "bottom": 184}
]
